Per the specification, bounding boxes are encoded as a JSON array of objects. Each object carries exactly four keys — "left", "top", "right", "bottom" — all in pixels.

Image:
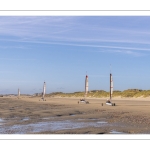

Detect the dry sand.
[{"left": 0, "top": 96, "right": 150, "bottom": 134}]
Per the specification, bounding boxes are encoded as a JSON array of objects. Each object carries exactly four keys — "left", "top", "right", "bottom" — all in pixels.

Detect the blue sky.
[{"left": 1, "top": 16, "right": 150, "bottom": 94}]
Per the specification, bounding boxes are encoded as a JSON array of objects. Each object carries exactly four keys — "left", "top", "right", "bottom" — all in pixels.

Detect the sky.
[{"left": 1, "top": 16, "right": 150, "bottom": 94}]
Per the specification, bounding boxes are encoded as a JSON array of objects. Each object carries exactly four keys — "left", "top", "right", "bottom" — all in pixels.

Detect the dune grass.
[{"left": 46, "top": 89, "right": 150, "bottom": 98}]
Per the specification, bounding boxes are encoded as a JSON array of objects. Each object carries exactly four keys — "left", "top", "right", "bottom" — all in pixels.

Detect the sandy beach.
[{"left": 0, "top": 96, "right": 150, "bottom": 134}]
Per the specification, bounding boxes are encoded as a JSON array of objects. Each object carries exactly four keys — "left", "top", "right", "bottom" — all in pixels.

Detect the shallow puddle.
[
  {"left": 42, "top": 117, "right": 56, "bottom": 120},
  {"left": 110, "top": 130, "right": 125, "bottom": 134},
  {"left": 97, "top": 121, "right": 107, "bottom": 124},
  {"left": 89, "top": 118, "right": 99, "bottom": 120},
  {"left": 22, "top": 117, "right": 30, "bottom": 121},
  {"left": 0, "top": 118, "right": 5, "bottom": 125},
  {"left": 0, "top": 120, "right": 109, "bottom": 134},
  {"left": 78, "top": 119, "right": 85, "bottom": 120},
  {"left": 0, "top": 118, "right": 4, "bottom": 122}
]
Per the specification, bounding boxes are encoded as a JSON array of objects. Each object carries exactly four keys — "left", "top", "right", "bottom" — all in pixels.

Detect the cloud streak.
[
  {"left": 0, "top": 38, "right": 148, "bottom": 57},
  {"left": 18, "top": 40, "right": 150, "bottom": 55},
  {"left": 0, "top": 16, "right": 150, "bottom": 57},
  {"left": 0, "top": 16, "right": 150, "bottom": 45},
  {"left": 0, "top": 38, "right": 150, "bottom": 52}
]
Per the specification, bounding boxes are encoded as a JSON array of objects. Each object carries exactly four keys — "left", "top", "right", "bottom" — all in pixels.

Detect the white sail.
[
  {"left": 43, "top": 82, "right": 46, "bottom": 98},
  {"left": 106, "top": 73, "right": 115, "bottom": 106},
  {"left": 111, "top": 75, "right": 113, "bottom": 95},
  {"left": 84, "top": 75, "right": 88, "bottom": 100},
  {"left": 85, "top": 75, "right": 88, "bottom": 94},
  {"left": 110, "top": 73, "right": 113, "bottom": 101},
  {"left": 18, "top": 89, "right": 20, "bottom": 97}
]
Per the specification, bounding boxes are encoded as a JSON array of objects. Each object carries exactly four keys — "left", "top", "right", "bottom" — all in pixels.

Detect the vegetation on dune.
[
  {"left": 113, "top": 91, "right": 122, "bottom": 97},
  {"left": 89, "top": 90, "right": 109, "bottom": 98},
  {"left": 46, "top": 89, "right": 150, "bottom": 98}
]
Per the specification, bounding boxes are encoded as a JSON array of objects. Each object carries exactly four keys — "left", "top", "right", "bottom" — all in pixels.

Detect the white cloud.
[{"left": 0, "top": 16, "right": 76, "bottom": 38}]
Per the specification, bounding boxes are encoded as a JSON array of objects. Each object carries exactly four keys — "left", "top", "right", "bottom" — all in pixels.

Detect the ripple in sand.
[
  {"left": 69, "top": 114, "right": 76, "bottom": 116},
  {"left": 56, "top": 115, "right": 62, "bottom": 117}
]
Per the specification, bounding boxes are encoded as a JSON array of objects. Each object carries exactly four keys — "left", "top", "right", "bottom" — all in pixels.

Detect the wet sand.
[{"left": 0, "top": 96, "right": 150, "bottom": 134}]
